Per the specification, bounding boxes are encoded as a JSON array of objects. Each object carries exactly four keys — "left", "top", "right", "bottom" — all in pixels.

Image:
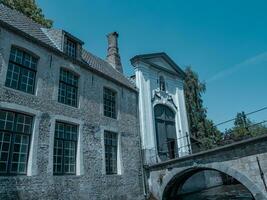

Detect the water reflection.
[{"left": 179, "top": 184, "right": 254, "bottom": 200}]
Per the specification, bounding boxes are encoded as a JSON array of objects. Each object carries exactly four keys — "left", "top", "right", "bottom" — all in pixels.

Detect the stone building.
[
  {"left": 0, "top": 3, "right": 193, "bottom": 200},
  {"left": 131, "top": 53, "right": 191, "bottom": 165},
  {"left": 0, "top": 4, "right": 143, "bottom": 200},
  {"left": 130, "top": 53, "right": 191, "bottom": 199}
]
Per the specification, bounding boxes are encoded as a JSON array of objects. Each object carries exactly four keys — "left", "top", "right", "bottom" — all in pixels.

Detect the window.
[
  {"left": 104, "top": 131, "right": 118, "bottom": 175},
  {"left": 103, "top": 88, "right": 116, "bottom": 119},
  {"left": 0, "top": 110, "right": 33, "bottom": 175},
  {"left": 5, "top": 47, "right": 37, "bottom": 94},
  {"left": 58, "top": 68, "right": 79, "bottom": 107},
  {"left": 159, "top": 76, "right": 166, "bottom": 91},
  {"left": 64, "top": 37, "right": 77, "bottom": 58},
  {"left": 154, "top": 105, "right": 178, "bottom": 160},
  {"left": 53, "top": 122, "right": 78, "bottom": 175}
]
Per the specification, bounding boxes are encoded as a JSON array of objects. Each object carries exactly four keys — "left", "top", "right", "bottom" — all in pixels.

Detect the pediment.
[
  {"left": 131, "top": 52, "right": 186, "bottom": 78},
  {"left": 146, "top": 57, "right": 177, "bottom": 74}
]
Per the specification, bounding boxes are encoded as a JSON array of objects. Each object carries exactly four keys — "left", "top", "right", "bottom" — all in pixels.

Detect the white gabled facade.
[{"left": 131, "top": 53, "right": 191, "bottom": 164}]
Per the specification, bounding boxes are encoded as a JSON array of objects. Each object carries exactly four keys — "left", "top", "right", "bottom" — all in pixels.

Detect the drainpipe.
[{"left": 136, "top": 91, "right": 149, "bottom": 198}]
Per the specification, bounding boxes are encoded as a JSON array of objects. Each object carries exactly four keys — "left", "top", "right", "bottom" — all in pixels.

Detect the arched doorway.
[
  {"left": 154, "top": 104, "right": 177, "bottom": 161},
  {"left": 162, "top": 168, "right": 255, "bottom": 200}
]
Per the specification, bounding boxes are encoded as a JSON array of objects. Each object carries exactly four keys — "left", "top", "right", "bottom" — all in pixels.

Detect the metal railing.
[
  {"left": 147, "top": 120, "right": 267, "bottom": 165},
  {"left": 146, "top": 132, "right": 192, "bottom": 164}
]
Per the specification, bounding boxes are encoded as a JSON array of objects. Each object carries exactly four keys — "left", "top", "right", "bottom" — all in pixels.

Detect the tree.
[
  {"left": 223, "top": 112, "right": 267, "bottom": 142},
  {"left": 184, "top": 67, "right": 222, "bottom": 150},
  {"left": 184, "top": 67, "right": 266, "bottom": 149},
  {"left": 184, "top": 67, "right": 206, "bottom": 137},
  {"left": 1, "top": 0, "right": 53, "bottom": 28},
  {"left": 233, "top": 112, "right": 250, "bottom": 138}
]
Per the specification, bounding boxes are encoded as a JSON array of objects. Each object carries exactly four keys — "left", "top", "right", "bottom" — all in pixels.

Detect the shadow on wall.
[{"left": 180, "top": 170, "right": 223, "bottom": 194}]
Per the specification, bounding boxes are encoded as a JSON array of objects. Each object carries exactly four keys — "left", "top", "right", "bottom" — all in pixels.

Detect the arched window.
[
  {"left": 159, "top": 76, "right": 165, "bottom": 91},
  {"left": 154, "top": 104, "right": 177, "bottom": 160}
]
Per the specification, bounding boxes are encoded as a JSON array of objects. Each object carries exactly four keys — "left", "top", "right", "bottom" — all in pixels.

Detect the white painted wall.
[{"left": 133, "top": 59, "right": 191, "bottom": 164}]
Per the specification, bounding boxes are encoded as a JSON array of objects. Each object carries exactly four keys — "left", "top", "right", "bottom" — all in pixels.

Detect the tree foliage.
[
  {"left": 222, "top": 112, "right": 267, "bottom": 143},
  {"left": 1, "top": 0, "right": 53, "bottom": 28},
  {"left": 184, "top": 67, "right": 266, "bottom": 150},
  {"left": 184, "top": 67, "right": 221, "bottom": 150},
  {"left": 184, "top": 67, "right": 206, "bottom": 138}
]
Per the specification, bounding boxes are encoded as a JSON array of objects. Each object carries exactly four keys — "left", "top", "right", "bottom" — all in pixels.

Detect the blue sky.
[{"left": 37, "top": 0, "right": 267, "bottom": 131}]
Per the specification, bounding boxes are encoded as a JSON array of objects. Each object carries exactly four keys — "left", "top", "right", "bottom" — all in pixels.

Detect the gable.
[
  {"left": 146, "top": 57, "right": 178, "bottom": 74},
  {"left": 131, "top": 53, "right": 186, "bottom": 78}
]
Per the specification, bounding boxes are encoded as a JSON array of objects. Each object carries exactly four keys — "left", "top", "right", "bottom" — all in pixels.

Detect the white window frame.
[
  {"left": 0, "top": 102, "right": 41, "bottom": 176},
  {"left": 48, "top": 115, "right": 84, "bottom": 176},
  {"left": 100, "top": 126, "right": 122, "bottom": 175}
]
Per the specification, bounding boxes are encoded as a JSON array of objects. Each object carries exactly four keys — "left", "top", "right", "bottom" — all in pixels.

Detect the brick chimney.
[{"left": 106, "top": 32, "right": 123, "bottom": 73}]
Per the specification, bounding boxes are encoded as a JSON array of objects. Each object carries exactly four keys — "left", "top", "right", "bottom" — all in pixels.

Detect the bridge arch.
[{"left": 160, "top": 163, "right": 265, "bottom": 200}]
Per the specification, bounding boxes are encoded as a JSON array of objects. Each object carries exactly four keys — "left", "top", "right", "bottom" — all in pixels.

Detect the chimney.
[{"left": 106, "top": 32, "right": 123, "bottom": 73}]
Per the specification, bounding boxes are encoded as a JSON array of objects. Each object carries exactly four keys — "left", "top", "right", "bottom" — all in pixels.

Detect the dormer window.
[
  {"left": 63, "top": 31, "right": 84, "bottom": 60},
  {"left": 64, "top": 37, "right": 77, "bottom": 58},
  {"left": 159, "top": 76, "right": 166, "bottom": 91}
]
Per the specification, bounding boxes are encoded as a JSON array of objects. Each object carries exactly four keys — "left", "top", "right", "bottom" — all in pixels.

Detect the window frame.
[
  {"left": 64, "top": 37, "right": 77, "bottom": 58},
  {"left": 103, "top": 87, "right": 117, "bottom": 119},
  {"left": 53, "top": 121, "right": 78, "bottom": 175},
  {"left": 0, "top": 109, "right": 33, "bottom": 175},
  {"left": 58, "top": 68, "right": 79, "bottom": 107},
  {"left": 104, "top": 131, "right": 118, "bottom": 175},
  {"left": 5, "top": 46, "right": 38, "bottom": 94}
]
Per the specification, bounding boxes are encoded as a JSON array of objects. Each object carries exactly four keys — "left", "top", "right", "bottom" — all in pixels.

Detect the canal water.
[{"left": 179, "top": 184, "right": 254, "bottom": 200}]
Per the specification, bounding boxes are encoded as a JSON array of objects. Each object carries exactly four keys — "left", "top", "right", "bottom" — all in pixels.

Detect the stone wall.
[
  {"left": 147, "top": 134, "right": 267, "bottom": 200},
  {"left": 0, "top": 27, "right": 144, "bottom": 200}
]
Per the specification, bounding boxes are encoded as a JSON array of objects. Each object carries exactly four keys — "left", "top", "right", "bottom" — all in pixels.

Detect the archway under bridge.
[
  {"left": 146, "top": 134, "right": 267, "bottom": 200},
  {"left": 162, "top": 167, "right": 254, "bottom": 200}
]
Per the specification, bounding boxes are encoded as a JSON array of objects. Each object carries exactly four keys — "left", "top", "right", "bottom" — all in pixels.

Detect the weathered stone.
[
  {"left": 147, "top": 135, "right": 267, "bottom": 200},
  {"left": 0, "top": 26, "right": 143, "bottom": 200}
]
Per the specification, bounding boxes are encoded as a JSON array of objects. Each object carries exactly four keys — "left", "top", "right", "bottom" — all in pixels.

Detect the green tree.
[
  {"left": 249, "top": 121, "right": 267, "bottom": 136},
  {"left": 1, "top": 0, "right": 53, "bottom": 28},
  {"left": 184, "top": 67, "right": 266, "bottom": 149},
  {"left": 224, "top": 112, "right": 267, "bottom": 141},
  {"left": 233, "top": 112, "right": 250, "bottom": 138},
  {"left": 184, "top": 67, "right": 206, "bottom": 137},
  {"left": 184, "top": 67, "right": 222, "bottom": 150}
]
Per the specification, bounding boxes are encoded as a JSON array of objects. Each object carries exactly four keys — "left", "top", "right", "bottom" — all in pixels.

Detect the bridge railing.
[
  {"left": 146, "top": 133, "right": 191, "bottom": 164},
  {"left": 147, "top": 120, "right": 267, "bottom": 164}
]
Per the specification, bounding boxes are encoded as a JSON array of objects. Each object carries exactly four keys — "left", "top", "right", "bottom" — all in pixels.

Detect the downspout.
[{"left": 136, "top": 87, "right": 149, "bottom": 198}]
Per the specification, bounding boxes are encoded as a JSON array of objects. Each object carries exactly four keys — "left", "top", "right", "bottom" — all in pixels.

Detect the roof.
[
  {"left": 0, "top": 4, "right": 136, "bottom": 91},
  {"left": 130, "top": 52, "right": 186, "bottom": 79}
]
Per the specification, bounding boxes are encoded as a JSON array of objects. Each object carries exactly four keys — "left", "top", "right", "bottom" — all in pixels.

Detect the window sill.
[
  {"left": 4, "top": 86, "right": 36, "bottom": 97},
  {"left": 0, "top": 174, "right": 27, "bottom": 177},
  {"left": 103, "top": 115, "right": 118, "bottom": 121},
  {"left": 105, "top": 173, "right": 122, "bottom": 176},
  {"left": 53, "top": 174, "right": 77, "bottom": 176}
]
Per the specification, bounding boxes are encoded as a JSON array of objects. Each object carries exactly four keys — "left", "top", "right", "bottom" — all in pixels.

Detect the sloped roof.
[
  {"left": 0, "top": 4, "right": 136, "bottom": 91},
  {"left": 131, "top": 52, "right": 186, "bottom": 79}
]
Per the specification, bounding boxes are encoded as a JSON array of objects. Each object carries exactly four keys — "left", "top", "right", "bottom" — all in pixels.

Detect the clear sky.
[{"left": 37, "top": 0, "right": 267, "bottom": 131}]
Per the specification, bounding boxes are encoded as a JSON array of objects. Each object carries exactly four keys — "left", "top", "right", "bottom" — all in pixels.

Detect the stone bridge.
[{"left": 145, "top": 134, "right": 267, "bottom": 200}]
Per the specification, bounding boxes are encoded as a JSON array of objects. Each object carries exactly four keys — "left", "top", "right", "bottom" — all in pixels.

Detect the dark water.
[{"left": 180, "top": 184, "right": 254, "bottom": 200}]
